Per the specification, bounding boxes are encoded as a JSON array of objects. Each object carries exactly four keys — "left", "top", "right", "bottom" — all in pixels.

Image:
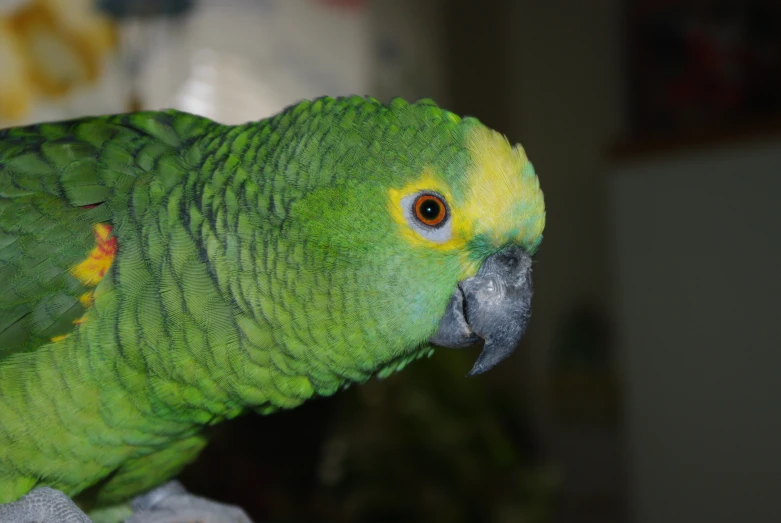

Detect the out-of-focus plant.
[
  {"left": 313, "top": 350, "right": 557, "bottom": 523},
  {"left": 549, "top": 304, "right": 620, "bottom": 428},
  {"left": 185, "top": 349, "right": 557, "bottom": 523}
]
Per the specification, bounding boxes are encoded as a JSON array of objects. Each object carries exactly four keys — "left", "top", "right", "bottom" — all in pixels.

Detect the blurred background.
[{"left": 1, "top": 0, "right": 780, "bottom": 522}]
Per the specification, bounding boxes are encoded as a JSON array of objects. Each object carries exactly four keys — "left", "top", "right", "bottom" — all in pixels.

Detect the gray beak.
[{"left": 428, "top": 246, "right": 534, "bottom": 376}]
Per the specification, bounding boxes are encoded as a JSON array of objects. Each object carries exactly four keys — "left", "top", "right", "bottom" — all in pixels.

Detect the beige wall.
[{"left": 610, "top": 138, "right": 781, "bottom": 523}]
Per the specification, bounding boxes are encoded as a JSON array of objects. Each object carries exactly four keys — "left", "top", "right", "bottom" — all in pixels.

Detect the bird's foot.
[
  {"left": 124, "top": 480, "right": 254, "bottom": 523},
  {"left": 0, "top": 487, "right": 92, "bottom": 523},
  {"left": 0, "top": 481, "right": 252, "bottom": 523}
]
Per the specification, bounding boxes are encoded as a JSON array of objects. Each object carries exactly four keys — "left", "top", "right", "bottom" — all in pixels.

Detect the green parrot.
[{"left": 0, "top": 95, "right": 545, "bottom": 522}]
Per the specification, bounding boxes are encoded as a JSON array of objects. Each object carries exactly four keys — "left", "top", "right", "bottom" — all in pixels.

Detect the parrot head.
[{"left": 265, "top": 96, "right": 545, "bottom": 381}]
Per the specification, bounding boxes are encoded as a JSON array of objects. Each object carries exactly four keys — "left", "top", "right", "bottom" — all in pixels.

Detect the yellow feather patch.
[
  {"left": 78, "top": 291, "right": 94, "bottom": 308},
  {"left": 51, "top": 223, "right": 117, "bottom": 342},
  {"left": 71, "top": 223, "right": 117, "bottom": 286},
  {"left": 462, "top": 125, "right": 545, "bottom": 247}
]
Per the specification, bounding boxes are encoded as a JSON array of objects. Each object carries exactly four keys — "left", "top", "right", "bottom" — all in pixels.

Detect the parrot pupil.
[
  {"left": 413, "top": 193, "right": 447, "bottom": 227},
  {"left": 421, "top": 201, "right": 440, "bottom": 219}
]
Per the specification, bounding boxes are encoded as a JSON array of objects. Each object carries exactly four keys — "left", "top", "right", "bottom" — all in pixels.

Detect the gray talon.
[
  {"left": 130, "top": 480, "right": 188, "bottom": 512},
  {"left": 0, "top": 487, "right": 92, "bottom": 523},
  {"left": 126, "top": 482, "right": 254, "bottom": 523}
]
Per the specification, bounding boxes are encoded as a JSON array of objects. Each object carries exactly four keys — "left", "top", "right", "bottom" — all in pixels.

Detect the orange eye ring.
[{"left": 413, "top": 193, "right": 447, "bottom": 227}]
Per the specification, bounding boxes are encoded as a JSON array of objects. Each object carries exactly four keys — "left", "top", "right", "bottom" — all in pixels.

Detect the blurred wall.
[
  {"left": 610, "top": 138, "right": 781, "bottom": 523},
  {"left": 146, "top": 0, "right": 371, "bottom": 123},
  {"left": 510, "top": 2, "right": 628, "bottom": 521},
  {"left": 442, "top": 1, "right": 628, "bottom": 521},
  {"left": 368, "top": 0, "right": 448, "bottom": 104}
]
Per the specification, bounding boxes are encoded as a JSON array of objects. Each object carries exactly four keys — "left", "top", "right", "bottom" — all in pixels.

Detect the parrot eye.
[
  {"left": 400, "top": 191, "right": 453, "bottom": 243},
  {"left": 414, "top": 194, "right": 447, "bottom": 227}
]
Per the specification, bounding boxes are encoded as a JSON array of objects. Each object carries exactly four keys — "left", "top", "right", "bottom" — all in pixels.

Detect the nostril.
[{"left": 494, "top": 245, "right": 526, "bottom": 269}]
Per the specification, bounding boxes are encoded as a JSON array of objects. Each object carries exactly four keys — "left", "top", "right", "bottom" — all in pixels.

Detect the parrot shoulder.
[
  {"left": 0, "top": 109, "right": 221, "bottom": 358},
  {"left": 0, "top": 115, "right": 134, "bottom": 358}
]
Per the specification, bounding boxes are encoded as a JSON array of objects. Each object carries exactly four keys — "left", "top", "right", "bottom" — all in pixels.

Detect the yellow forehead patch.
[
  {"left": 386, "top": 124, "right": 545, "bottom": 279},
  {"left": 462, "top": 125, "right": 545, "bottom": 246}
]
